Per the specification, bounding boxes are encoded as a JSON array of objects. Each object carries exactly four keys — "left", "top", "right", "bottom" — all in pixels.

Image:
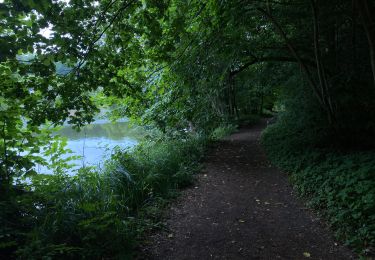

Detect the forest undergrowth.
[{"left": 262, "top": 119, "right": 375, "bottom": 256}]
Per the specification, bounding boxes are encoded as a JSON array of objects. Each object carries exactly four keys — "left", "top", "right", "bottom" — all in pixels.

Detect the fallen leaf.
[
  {"left": 168, "top": 234, "right": 173, "bottom": 238},
  {"left": 303, "top": 252, "right": 311, "bottom": 258},
  {"left": 238, "top": 219, "right": 245, "bottom": 223}
]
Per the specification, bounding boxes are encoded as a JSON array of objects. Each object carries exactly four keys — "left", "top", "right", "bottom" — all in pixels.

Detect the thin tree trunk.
[
  {"left": 356, "top": 0, "right": 375, "bottom": 87},
  {"left": 260, "top": 92, "right": 264, "bottom": 115},
  {"left": 352, "top": 0, "right": 357, "bottom": 65},
  {"left": 311, "top": 1, "right": 326, "bottom": 101},
  {"left": 1, "top": 121, "right": 10, "bottom": 197},
  {"left": 231, "top": 78, "right": 239, "bottom": 118},
  {"left": 227, "top": 76, "right": 238, "bottom": 118},
  {"left": 311, "top": 0, "right": 335, "bottom": 124},
  {"left": 226, "top": 80, "right": 233, "bottom": 117}
]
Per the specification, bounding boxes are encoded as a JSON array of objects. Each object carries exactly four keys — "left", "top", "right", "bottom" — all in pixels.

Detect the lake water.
[{"left": 36, "top": 119, "right": 142, "bottom": 174}]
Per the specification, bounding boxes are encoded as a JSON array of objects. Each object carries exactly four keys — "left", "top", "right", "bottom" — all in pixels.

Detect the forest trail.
[{"left": 144, "top": 120, "right": 355, "bottom": 259}]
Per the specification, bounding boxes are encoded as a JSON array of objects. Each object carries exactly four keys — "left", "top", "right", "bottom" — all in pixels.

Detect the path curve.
[{"left": 145, "top": 121, "right": 354, "bottom": 260}]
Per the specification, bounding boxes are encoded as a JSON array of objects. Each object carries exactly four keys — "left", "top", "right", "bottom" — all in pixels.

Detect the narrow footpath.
[{"left": 145, "top": 121, "right": 355, "bottom": 259}]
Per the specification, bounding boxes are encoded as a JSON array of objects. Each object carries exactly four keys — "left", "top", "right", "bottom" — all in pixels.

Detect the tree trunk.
[
  {"left": 227, "top": 75, "right": 238, "bottom": 118},
  {"left": 356, "top": 0, "right": 375, "bottom": 88},
  {"left": 259, "top": 92, "right": 264, "bottom": 114}
]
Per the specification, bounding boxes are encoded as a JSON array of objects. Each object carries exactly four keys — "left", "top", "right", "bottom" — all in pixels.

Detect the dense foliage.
[{"left": 1, "top": 0, "right": 375, "bottom": 258}]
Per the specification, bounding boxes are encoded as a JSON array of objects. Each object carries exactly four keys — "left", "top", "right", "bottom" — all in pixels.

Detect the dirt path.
[{"left": 144, "top": 121, "right": 355, "bottom": 259}]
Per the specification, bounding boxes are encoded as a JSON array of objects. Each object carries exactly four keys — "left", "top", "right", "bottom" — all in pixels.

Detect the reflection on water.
[
  {"left": 58, "top": 120, "right": 141, "bottom": 141},
  {"left": 39, "top": 120, "right": 142, "bottom": 174}
]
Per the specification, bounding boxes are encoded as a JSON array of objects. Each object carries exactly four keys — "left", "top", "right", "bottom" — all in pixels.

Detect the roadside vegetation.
[
  {"left": 262, "top": 116, "right": 375, "bottom": 254},
  {"left": 2, "top": 132, "right": 210, "bottom": 258}
]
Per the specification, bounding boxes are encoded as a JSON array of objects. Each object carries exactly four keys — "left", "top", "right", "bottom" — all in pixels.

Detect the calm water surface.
[{"left": 37, "top": 119, "right": 142, "bottom": 174}]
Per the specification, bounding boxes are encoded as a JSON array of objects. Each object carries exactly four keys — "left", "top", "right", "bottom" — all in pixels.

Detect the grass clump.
[{"left": 210, "top": 124, "right": 237, "bottom": 140}]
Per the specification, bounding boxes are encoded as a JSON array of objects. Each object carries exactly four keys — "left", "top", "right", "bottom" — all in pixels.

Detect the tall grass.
[{"left": 2, "top": 133, "right": 207, "bottom": 259}]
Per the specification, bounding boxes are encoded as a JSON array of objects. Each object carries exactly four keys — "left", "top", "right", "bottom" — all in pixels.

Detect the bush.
[{"left": 262, "top": 121, "right": 375, "bottom": 255}]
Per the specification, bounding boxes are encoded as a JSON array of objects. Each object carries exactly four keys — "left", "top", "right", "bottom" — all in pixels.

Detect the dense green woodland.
[{"left": 1, "top": 0, "right": 374, "bottom": 258}]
